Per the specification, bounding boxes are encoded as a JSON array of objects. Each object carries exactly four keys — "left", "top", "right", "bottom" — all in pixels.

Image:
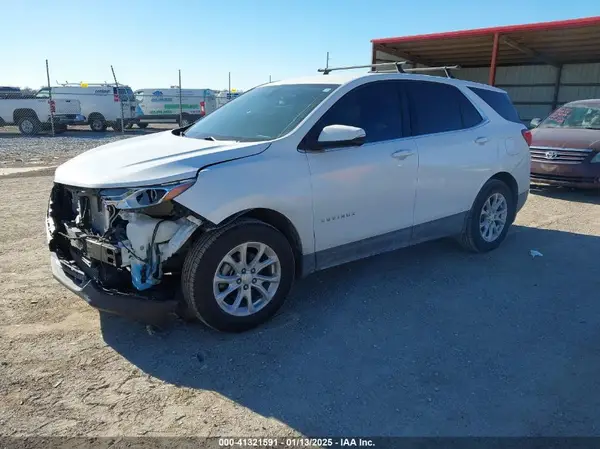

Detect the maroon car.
[{"left": 529, "top": 99, "right": 600, "bottom": 189}]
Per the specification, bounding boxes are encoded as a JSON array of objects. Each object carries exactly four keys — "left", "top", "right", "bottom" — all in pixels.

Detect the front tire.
[
  {"left": 181, "top": 219, "right": 295, "bottom": 332},
  {"left": 137, "top": 122, "right": 149, "bottom": 129},
  {"left": 459, "top": 179, "right": 515, "bottom": 253}
]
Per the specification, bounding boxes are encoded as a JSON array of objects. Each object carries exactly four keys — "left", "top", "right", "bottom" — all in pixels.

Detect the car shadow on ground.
[
  {"left": 100, "top": 225, "right": 600, "bottom": 436},
  {"left": 530, "top": 184, "right": 600, "bottom": 205}
]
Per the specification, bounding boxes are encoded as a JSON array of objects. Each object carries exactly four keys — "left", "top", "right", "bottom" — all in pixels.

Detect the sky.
[{"left": 1, "top": 0, "right": 599, "bottom": 91}]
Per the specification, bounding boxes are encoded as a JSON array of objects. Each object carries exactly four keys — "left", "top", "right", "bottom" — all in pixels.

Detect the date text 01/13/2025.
[{"left": 218, "top": 437, "right": 375, "bottom": 447}]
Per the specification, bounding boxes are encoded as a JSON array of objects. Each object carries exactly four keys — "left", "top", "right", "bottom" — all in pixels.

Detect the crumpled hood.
[{"left": 54, "top": 130, "right": 270, "bottom": 188}]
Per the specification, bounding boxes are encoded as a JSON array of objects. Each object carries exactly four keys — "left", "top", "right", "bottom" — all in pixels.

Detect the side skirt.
[{"left": 301, "top": 212, "right": 467, "bottom": 276}]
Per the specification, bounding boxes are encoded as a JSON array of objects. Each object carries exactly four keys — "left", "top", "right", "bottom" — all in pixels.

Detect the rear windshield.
[
  {"left": 468, "top": 87, "right": 522, "bottom": 124},
  {"left": 539, "top": 105, "right": 600, "bottom": 130},
  {"left": 184, "top": 84, "right": 340, "bottom": 142}
]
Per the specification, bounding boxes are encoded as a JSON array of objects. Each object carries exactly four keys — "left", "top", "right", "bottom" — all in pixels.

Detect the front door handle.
[
  {"left": 391, "top": 149, "right": 415, "bottom": 160},
  {"left": 475, "top": 136, "right": 489, "bottom": 145}
]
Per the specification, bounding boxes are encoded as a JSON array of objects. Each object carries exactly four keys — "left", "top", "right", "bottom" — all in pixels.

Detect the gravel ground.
[
  {"left": 1, "top": 161, "right": 600, "bottom": 437},
  {"left": 0, "top": 125, "right": 172, "bottom": 169}
]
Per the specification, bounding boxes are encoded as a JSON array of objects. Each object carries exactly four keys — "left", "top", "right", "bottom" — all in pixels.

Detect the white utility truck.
[
  {"left": 134, "top": 88, "right": 217, "bottom": 127},
  {"left": 0, "top": 87, "right": 85, "bottom": 135},
  {"left": 37, "top": 83, "right": 137, "bottom": 132}
]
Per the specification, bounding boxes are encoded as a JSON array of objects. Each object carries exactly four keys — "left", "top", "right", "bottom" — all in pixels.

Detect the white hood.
[{"left": 54, "top": 130, "right": 270, "bottom": 188}]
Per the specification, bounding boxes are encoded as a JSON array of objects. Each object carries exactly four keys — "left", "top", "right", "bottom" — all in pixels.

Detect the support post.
[
  {"left": 552, "top": 65, "right": 563, "bottom": 110},
  {"left": 46, "top": 59, "right": 55, "bottom": 137},
  {"left": 489, "top": 32, "right": 500, "bottom": 86},
  {"left": 178, "top": 69, "right": 183, "bottom": 126},
  {"left": 110, "top": 65, "right": 125, "bottom": 135}
]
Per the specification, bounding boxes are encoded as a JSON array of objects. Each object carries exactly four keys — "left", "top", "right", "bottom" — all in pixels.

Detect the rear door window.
[
  {"left": 309, "top": 81, "right": 404, "bottom": 144},
  {"left": 405, "top": 81, "right": 483, "bottom": 136},
  {"left": 468, "top": 87, "right": 521, "bottom": 124}
]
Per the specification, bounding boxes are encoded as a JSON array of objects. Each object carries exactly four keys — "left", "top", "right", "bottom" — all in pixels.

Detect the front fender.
[{"left": 174, "top": 148, "right": 315, "bottom": 255}]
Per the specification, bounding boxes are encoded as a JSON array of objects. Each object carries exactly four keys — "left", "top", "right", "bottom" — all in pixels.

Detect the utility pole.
[
  {"left": 228, "top": 72, "right": 231, "bottom": 94},
  {"left": 326, "top": 52, "right": 330, "bottom": 69},
  {"left": 269, "top": 75, "right": 272, "bottom": 83}
]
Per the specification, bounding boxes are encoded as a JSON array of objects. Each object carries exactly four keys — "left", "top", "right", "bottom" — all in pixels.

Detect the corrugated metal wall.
[{"left": 375, "top": 50, "right": 600, "bottom": 124}]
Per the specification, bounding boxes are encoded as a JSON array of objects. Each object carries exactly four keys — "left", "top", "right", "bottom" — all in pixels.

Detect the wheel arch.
[
  {"left": 217, "top": 208, "right": 304, "bottom": 279},
  {"left": 13, "top": 108, "right": 38, "bottom": 123},
  {"left": 88, "top": 112, "right": 105, "bottom": 120},
  {"left": 488, "top": 171, "right": 518, "bottom": 220}
]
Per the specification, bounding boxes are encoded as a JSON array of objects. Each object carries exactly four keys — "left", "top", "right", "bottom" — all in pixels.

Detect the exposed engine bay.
[{"left": 47, "top": 182, "right": 205, "bottom": 296}]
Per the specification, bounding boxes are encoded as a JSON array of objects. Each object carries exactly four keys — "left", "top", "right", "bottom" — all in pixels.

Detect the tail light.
[
  {"left": 113, "top": 94, "right": 120, "bottom": 102},
  {"left": 113, "top": 87, "right": 120, "bottom": 102},
  {"left": 49, "top": 100, "right": 56, "bottom": 113},
  {"left": 521, "top": 128, "right": 532, "bottom": 146},
  {"left": 200, "top": 101, "right": 206, "bottom": 116}
]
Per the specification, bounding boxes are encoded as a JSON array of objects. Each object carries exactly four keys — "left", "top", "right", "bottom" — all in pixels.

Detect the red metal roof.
[{"left": 372, "top": 16, "right": 600, "bottom": 67}]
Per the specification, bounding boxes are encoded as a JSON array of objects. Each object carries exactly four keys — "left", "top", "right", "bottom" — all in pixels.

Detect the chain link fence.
[{"left": 1, "top": 61, "right": 245, "bottom": 137}]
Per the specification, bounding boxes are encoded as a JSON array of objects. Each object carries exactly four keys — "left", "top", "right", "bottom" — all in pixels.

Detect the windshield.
[
  {"left": 183, "top": 84, "right": 340, "bottom": 141},
  {"left": 117, "top": 87, "right": 135, "bottom": 102},
  {"left": 540, "top": 105, "right": 600, "bottom": 130},
  {"left": 36, "top": 88, "right": 50, "bottom": 98}
]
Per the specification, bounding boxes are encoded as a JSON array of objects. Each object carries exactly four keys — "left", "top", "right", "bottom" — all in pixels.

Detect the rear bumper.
[
  {"left": 517, "top": 190, "right": 528, "bottom": 212},
  {"left": 50, "top": 251, "right": 179, "bottom": 325},
  {"left": 531, "top": 160, "right": 600, "bottom": 189}
]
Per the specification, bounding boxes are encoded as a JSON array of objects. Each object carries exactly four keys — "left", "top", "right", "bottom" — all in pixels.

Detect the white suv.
[{"left": 47, "top": 68, "right": 530, "bottom": 332}]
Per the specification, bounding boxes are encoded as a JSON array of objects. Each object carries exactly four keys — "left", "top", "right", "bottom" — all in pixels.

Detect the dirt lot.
[{"left": 1, "top": 169, "right": 599, "bottom": 437}]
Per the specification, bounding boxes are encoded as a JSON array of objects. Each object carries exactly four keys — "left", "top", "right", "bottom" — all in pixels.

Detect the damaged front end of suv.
[{"left": 47, "top": 179, "right": 207, "bottom": 324}]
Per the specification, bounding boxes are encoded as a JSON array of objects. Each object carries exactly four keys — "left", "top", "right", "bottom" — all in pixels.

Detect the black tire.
[
  {"left": 54, "top": 125, "right": 67, "bottom": 134},
  {"left": 89, "top": 115, "right": 107, "bottom": 132},
  {"left": 181, "top": 218, "right": 295, "bottom": 333},
  {"left": 125, "top": 122, "right": 134, "bottom": 129},
  {"left": 178, "top": 114, "right": 192, "bottom": 127},
  {"left": 111, "top": 120, "right": 123, "bottom": 132},
  {"left": 137, "top": 123, "right": 149, "bottom": 129},
  {"left": 459, "top": 179, "right": 515, "bottom": 253},
  {"left": 18, "top": 116, "right": 41, "bottom": 136}
]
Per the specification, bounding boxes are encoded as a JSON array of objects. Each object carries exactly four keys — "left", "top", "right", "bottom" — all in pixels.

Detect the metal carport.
[{"left": 371, "top": 16, "right": 600, "bottom": 123}]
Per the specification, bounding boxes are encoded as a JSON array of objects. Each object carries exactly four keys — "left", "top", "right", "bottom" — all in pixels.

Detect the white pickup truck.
[{"left": 0, "top": 88, "right": 85, "bottom": 135}]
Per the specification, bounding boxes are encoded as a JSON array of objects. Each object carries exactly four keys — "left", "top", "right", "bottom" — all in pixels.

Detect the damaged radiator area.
[{"left": 47, "top": 183, "right": 204, "bottom": 294}]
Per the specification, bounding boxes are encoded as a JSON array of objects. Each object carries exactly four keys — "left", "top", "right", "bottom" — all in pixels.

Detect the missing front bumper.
[{"left": 50, "top": 251, "right": 179, "bottom": 325}]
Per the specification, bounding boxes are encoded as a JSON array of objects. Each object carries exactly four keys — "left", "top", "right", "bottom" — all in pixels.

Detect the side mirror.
[
  {"left": 315, "top": 125, "right": 366, "bottom": 150},
  {"left": 529, "top": 118, "right": 541, "bottom": 129}
]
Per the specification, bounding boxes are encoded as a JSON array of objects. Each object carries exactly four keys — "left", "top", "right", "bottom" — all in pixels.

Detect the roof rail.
[
  {"left": 57, "top": 81, "right": 118, "bottom": 87},
  {"left": 317, "top": 62, "right": 460, "bottom": 78},
  {"left": 318, "top": 62, "right": 408, "bottom": 75}
]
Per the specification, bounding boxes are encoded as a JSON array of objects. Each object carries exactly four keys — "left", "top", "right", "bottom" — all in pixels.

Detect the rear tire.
[
  {"left": 181, "top": 218, "right": 295, "bottom": 333},
  {"left": 178, "top": 114, "right": 192, "bottom": 127},
  {"left": 18, "top": 116, "right": 41, "bottom": 136},
  {"left": 137, "top": 123, "right": 149, "bottom": 129},
  {"left": 459, "top": 179, "right": 515, "bottom": 253},
  {"left": 89, "top": 115, "right": 107, "bottom": 132}
]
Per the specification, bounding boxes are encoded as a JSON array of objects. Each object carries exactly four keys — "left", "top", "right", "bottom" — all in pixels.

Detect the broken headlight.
[{"left": 99, "top": 179, "right": 195, "bottom": 210}]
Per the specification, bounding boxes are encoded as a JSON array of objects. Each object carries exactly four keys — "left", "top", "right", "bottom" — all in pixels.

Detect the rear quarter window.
[
  {"left": 405, "top": 81, "right": 483, "bottom": 136},
  {"left": 468, "top": 87, "right": 521, "bottom": 124}
]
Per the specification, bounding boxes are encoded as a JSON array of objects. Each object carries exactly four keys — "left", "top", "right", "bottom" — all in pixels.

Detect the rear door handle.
[
  {"left": 391, "top": 149, "right": 415, "bottom": 160},
  {"left": 475, "top": 137, "right": 489, "bottom": 145}
]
